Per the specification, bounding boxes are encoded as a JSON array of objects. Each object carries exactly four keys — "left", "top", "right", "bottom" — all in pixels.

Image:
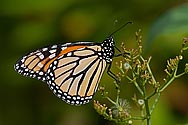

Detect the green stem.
[
  {"left": 150, "top": 92, "right": 161, "bottom": 114},
  {"left": 146, "top": 57, "right": 157, "bottom": 85},
  {"left": 159, "top": 76, "right": 174, "bottom": 92},
  {"left": 106, "top": 97, "right": 116, "bottom": 105},
  {"left": 175, "top": 72, "right": 186, "bottom": 78},
  {"left": 142, "top": 81, "right": 151, "bottom": 125},
  {"left": 144, "top": 99, "right": 151, "bottom": 125},
  {"left": 160, "top": 64, "right": 186, "bottom": 92},
  {"left": 126, "top": 76, "right": 144, "bottom": 96},
  {"left": 146, "top": 88, "right": 159, "bottom": 100},
  {"left": 133, "top": 81, "right": 144, "bottom": 96},
  {"left": 141, "top": 107, "right": 145, "bottom": 125},
  {"left": 159, "top": 67, "right": 178, "bottom": 92},
  {"left": 140, "top": 56, "right": 157, "bottom": 85},
  {"left": 115, "top": 84, "right": 121, "bottom": 106},
  {"left": 128, "top": 52, "right": 145, "bottom": 96}
]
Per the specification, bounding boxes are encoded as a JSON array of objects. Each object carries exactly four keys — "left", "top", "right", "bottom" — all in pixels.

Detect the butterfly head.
[{"left": 101, "top": 36, "right": 115, "bottom": 63}]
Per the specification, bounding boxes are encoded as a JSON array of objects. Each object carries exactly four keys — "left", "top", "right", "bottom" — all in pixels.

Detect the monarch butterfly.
[{"left": 14, "top": 22, "right": 132, "bottom": 105}]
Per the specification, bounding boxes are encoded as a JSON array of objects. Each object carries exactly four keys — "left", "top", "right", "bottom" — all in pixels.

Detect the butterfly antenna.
[{"left": 109, "top": 21, "right": 133, "bottom": 36}]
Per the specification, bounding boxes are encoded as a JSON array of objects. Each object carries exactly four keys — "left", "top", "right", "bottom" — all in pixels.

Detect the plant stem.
[
  {"left": 106, "top": 97, "right": 116, "bottom": 105},
  {"left": 146, "top": 88, "right": 157, "bottom": 100},
  {"left": 126, "top": 76, "right": 144, "bottom": 96},
  {"left": 159, "top": 67, "right": 178, "bottom": 92},
  {"left": 133, "top": 81, "right": 144, "bottom": 96},
  {"left": 146, "top": 57, "right": 157, "bottom": 85},
  {"left": 116, "top": 87, "right": 120, "bottom": 104},
  {"left": 159, "top": 76, "right": 175, "bottom": 92},
  {"left": 150, "top": 92, "right": 161, "bottom": 114},
  {"left": 144, "top": 99, "right": 151, "bottom": 125},
  {"left": 142, "top": 81, "right": 151, "bottom": 125},
  {"left": 175, "top": 72, "right": 186, "bottom": 78}
]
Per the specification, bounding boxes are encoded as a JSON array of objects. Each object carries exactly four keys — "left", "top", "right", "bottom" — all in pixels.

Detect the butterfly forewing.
[{"left": 14, "top": 44, "right": 63, "bottom": 81}]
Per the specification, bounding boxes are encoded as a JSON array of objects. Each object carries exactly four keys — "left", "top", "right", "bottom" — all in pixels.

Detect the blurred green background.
[{"left": 1, "top": 0, "right": 188, "bottom": 125}]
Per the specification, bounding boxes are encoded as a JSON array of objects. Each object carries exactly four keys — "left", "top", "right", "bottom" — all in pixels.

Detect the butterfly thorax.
[{"left": 100, "top": 36, "right": 115, "bottom": 63}]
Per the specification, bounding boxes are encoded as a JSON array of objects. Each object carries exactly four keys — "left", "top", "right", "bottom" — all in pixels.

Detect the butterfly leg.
[
  {"left": 115, "top": 46, "right": 122, "bottom": 53},
  {"left": 114, "top": 46, "right": 129, "bottom": 57},
  {"left": 107, "top": 62, "right": 120, "bottom": 84}
]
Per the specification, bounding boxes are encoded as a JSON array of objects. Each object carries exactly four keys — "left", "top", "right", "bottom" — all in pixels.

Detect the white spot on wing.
[
  {"left": 39, "top": 71, "right": 43, "bottom": 75},
  {"left": 50, "top": 72, "right": 53, "bottom": 76},
  {"left": 65, "top": 43, "right": 71, "bottom": 46},
  {"left": 77, "top": 47, "right": 84, "bottom": 50},
  {"left": 67, "top": 100, "right": 70, "bottom": 103},
  {"left": 42, "top": 48, "right": 48, "bottom": 51},
  {"left": 38, "top": 62, "right": 43, "bottom": 68},
  {"left": 39, "top": 54, "right": 44, "bottom": 59},
  {"left": 67, "top": 52, "right": 71, "bottom": 56},
  {"left": 77, "top": 96, "right": 80, "bottom": 99},
  {"left": 49, "top": 49, "right": 56, "bottom": 53},
  {"left": 61, "top": 47, "right": 67, "bottom": 50},
  {"left": 53, "top": 66, "right": 56, "bottom": 70},
  {"left": 21, "top": 58, "right": 25, "bottom": 63},
  {"left": 57, "top": 94, "right": 61, "bottom": 98},
  {"left": 58, "top": 90, "right": 62, "bottom": 94},
  {"left": 51, "top": 45, "right": 57, "bottom": 49},
  {"left": 36, "top": 52, "right": 41, "bottom": 56},
  {"left": 67, "top": 96, "right": 71, "bottom": 99},
  {"left": 73, "top": 97, "right": 76, "bottom": 100},
  {"left": 54, "top": 60, "right": 57, "bottom": 65},
  {"left": 76, "top": 101, "right": 79, "bottom": 104},
  {"left": 49, "top": 53, "right": 56, "bottom": 59}
]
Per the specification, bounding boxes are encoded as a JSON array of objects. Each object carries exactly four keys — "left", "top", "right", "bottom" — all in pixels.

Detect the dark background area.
[{"left": 0, "top": 0, "right": 188, "bottom": 125}]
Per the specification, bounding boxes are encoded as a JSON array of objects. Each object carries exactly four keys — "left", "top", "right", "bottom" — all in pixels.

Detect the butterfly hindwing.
[{"left": 45, "top": 45, "right": 107, "bottom": 105}]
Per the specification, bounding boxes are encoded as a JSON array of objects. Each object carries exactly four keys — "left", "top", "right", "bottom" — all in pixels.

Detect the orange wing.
[
  {"left": 45, "top": 45, "right": 106, "bottom": 105},
  {"left": 14, "top": 43, "right": 107, "bottom": 105},
  {"left": 14, "top": 36, "right": 115, "bottom": 105},
  {"left": 14, "top": 44, "right": 89, "bottom": 81}
]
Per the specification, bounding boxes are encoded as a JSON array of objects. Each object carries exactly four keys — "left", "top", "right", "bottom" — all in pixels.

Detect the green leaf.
[{"left": 146, "top": 3, "right": 188, "bottom": 52}]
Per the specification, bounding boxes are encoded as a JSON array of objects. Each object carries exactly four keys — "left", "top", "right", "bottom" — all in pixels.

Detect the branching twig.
[{"left": 94, "top": 32, "right": 188, "bottom": 125}]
